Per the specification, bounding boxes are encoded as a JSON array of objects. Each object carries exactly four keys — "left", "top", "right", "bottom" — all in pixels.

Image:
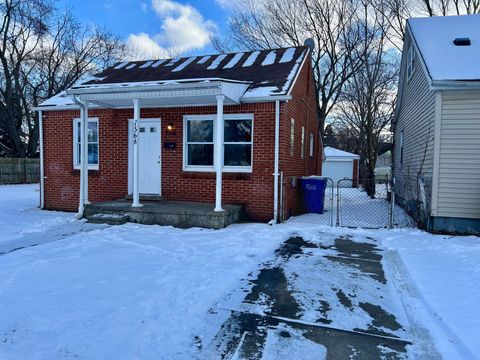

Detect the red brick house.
[{"left": 35, "top": 46, "right": 322, "bottom": 225}]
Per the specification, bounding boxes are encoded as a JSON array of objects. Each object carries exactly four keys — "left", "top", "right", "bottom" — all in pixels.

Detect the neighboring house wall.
[
  {"left": 280, "top": 57, "right": 321, "bottom": 218},
  {"left": 394, "top": 32, "right": 436, "bottom": 216},
  {"left": 435, "top": 90, "right": 480, "bottom": 220}
]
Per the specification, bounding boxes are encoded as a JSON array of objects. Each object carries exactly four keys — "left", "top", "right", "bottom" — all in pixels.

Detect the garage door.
[{"left": 322, "top": 161, "right": 353, "bottom": 186}]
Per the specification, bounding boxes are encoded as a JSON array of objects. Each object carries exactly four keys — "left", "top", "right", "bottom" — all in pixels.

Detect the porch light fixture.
[{"left": 166, "top": 122, "right": 175, "bottom": 134}]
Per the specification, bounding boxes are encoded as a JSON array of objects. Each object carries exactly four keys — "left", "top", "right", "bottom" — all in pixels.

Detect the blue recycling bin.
[{"left": 300, "top": 177, "right": 327, "bottom": 214}]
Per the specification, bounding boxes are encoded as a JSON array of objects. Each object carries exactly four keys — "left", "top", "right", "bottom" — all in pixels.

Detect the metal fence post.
[
  {"left": 279, "top": 171, "right": 284, "bottom": 222},
  {"left": 329, "top": 178, "right": 334, "bottom": 227},
  {"left": 390, "top": 177, "right": 396, "bottom": 228},
  {"left": 336, "top": 180, "right": 341, "bottom": 227}
]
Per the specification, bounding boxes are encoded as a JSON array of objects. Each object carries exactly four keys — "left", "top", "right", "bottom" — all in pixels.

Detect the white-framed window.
[
  {"left": 406, "top": 43, "right": 415, "bottom": 81},
  {"left": 309, "top": 133, "right": 314, "bottom": 158},
  {"left": 301, "top": 126, "right": 305, "bottom": 159},
  {"left": 290, "top": 118, "right": 295, "bottom": 157},
  {"left": 73, "top": 118, "right": 99, "bottom": 170},
  {"left": 223, "top": 115, "right": 253, "bottom": 171},
  {"left": 183, "top": 114, "right": 253, "bottom": 172},
  {"left": 184, "top": 115, "right": 214, "bottom": 170}
]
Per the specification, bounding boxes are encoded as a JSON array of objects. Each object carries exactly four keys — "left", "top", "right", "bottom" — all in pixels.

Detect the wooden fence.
[{"left": 0, "top": 158, "right": 40, "bottom": 184}]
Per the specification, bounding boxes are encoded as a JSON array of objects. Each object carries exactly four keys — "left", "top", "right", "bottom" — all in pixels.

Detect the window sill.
[
  {"left": 183, "top": 166, "right": 252, "bottom": 174},
  {"left": 73, "top": 166, "right": 99, "bottom": 171},
  {"left": 181, "top": 171, "right": 253, "bottom": 181}
]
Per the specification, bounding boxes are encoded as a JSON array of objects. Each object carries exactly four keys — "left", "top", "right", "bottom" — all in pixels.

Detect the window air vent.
[{"left": 453, "top": 37, "right": 471, "bottom": 46}]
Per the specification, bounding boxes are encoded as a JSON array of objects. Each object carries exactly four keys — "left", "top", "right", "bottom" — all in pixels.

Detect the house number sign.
[{"left": 133, "top": 119, "right": 139, "bottom": 145}]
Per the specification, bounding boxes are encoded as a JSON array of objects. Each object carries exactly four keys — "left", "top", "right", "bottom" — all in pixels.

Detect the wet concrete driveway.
[{"left": 199, "top": 233, "right": 418, "bottom": 359}]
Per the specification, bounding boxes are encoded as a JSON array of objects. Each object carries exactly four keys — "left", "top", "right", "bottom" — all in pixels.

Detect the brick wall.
[
  {"left": 43, "top": 103, "right": 276, "bottom": 221},
  {"left": 279, "top": 55, "right": 322, "bottom": 218},
  {"left": 42, "top": 55, "right": 320, "bottom": 223}
]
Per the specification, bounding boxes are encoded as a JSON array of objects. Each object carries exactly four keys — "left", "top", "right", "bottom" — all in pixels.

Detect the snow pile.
[
  {"left": 114, "top": 61, "right": 129, "bottom": 70},
  {"left": 242, "top": 51, "right": 260, "bottom": 67},
  {"left": 242, "top": 86, "right": 279, "bottom": 99},
  {"left": 262, "top": 50, "right": 277, "bottom": 66},
  {"left": 207, "top": 54, "right": 228, "bottom": 70},
  {"left": 223, "top": 53, "right": 245, "bottom": 69},
  {"left": 280, "top": 50, "right": 305, "bottom": 92},
  {"left": 197, "top": 55, "right": 211, "bottom": 64},
  {"left": 279, "top": 48, "right": 295, "bottom": 63},
  {"left": 165, "top": 57, "right": 181, "bottom": 66},
  {"left": 139, "top": 60, "right": 154, "bottom": 69},
  {"left": 172, "top": 57, "right": 197, "bottom": 72},
  {"left": 151, "top": 59, "right": 167, "bottom": 68}
]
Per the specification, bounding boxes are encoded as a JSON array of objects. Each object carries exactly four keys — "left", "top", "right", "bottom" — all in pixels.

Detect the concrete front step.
[
  {"left": 84, "top": 200, "right": 244, "bottom": 229},
  {"left": 124, "top": 194, "right": 163, "bottom": 201},
  {"left": 86, "top": 213, "right": 130, "bottom": 225}
]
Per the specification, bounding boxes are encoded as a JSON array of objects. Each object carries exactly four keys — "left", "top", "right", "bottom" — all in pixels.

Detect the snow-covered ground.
[
  {"left": 0, "top": 184, "right": 479, "bottom": 359},
  {"left": 0, "top": 184, "right": 73, "bottom": 243}
]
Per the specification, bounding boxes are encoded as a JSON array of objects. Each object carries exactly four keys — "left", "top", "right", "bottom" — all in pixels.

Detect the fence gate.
[
  {"left": 336, "top": 178, "right": 392, "bottom": 228},
  {"left": 281, "top": 175, "right": 413, "bottom": 229}
]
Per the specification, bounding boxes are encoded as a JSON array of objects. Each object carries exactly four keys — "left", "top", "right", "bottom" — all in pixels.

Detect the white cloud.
[
  {"left": 126, "top": 33, "right": 169, "bottom": 59},
  {"left": 215, "top": 0, "right": 246, "bottom": 10},
  {"left": 127, "top": 0, "right": 216, "bottom": 60}
]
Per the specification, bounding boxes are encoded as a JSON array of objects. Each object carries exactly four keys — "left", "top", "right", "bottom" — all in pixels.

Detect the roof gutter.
[
  {"left": 430, "top": 80, "right": 480, "bottom": 90},
  {"left": 66, "top": 80, "right": 224, "bottom": 96},
  {"left": 241, "top": 95, "right": 291, "bottom": 103}
]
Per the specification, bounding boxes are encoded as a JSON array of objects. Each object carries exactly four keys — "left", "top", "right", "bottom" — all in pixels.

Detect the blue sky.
[{"left": 57, "top": 0, "right": 235, "bottom": 58}]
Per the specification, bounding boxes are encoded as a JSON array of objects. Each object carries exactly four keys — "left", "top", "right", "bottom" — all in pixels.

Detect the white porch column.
[
  {"left": 77, "top": 102, "right": 87, "bottom": 217},
  {"left": 132, "top": 98, "right": 142, "bottom": 208},
  {"left": 214, "top": 95, "right": 225, "bottom": 212},
  {"left": 82, "top": 100, "right": 90, "bottom": 205},
  {"left": 38, "top": 110, "right": 44, "bottom": 209}
]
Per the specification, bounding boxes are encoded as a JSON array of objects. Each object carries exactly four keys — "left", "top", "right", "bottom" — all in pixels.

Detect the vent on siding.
[{"left": 453, "top": 37, "right": 471, "bottom": 46}]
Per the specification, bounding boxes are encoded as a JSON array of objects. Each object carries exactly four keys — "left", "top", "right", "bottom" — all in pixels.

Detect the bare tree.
[
  {"left": 213, "top": 0, "right": 366, "bottom": 137},
  {"left": 0, "top": 0, "right": 125, "bottom": 157},
  {"left": 374, "top": 0, "right": 480, "bottom": 50},
  {"left": 334, "top": 1, "right": 399, "bottom": 197}
]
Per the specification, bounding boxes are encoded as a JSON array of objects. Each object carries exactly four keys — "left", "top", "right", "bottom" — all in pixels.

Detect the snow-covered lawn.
[
  {"left": 0, "top": 184, "right": 479, "bottom": 359},
  {"left": 0, "top": 184, "right": 72, "bottom": 243}
]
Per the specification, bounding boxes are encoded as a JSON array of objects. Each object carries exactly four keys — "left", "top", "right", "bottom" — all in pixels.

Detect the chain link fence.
[
  {"left": 337, "top": 178, "right": 392, "bottom": 228},
  {"left": 393, "top": 175, "right": 432, "bottom": 230},
  {"left": 281, "top": 175, "right": 414, "bottom": 229},
  {"left": 280, "top": 176, "right": 335, "bottom": 226}
]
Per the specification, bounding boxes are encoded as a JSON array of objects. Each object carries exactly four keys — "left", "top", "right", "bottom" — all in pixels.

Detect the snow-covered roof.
[
  {"left": 324, "top": 147, "right": 359, "bottom": 159},
  {"left": 36, "top": 46, "right": 309, "bottom": 110},
  {"left": 408, "top": 14, "right": 480, "bottom": 81}
]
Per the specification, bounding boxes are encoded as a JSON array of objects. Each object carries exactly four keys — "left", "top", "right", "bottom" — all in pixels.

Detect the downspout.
[
  {"left": 72, "top": 96, "right": 85, "bottom": 218},
  {"left": 38, "top": 110, "right": 44, "bottom": 209},
  {"left": 273, "top": 100, "right": 280, "bottom": 224}
]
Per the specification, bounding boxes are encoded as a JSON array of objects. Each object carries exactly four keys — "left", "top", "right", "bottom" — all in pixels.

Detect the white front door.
[{"left": 129, "top": 119, "right": 161, "bottom": 195}]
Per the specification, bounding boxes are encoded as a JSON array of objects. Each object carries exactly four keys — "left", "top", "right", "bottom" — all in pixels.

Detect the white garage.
[{"left": 322, "top": 147, "right": 359, "bottom": 187}]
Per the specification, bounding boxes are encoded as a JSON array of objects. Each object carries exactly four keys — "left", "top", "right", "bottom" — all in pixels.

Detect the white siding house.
[{"left": 393, "top": 14, "right": 480, "bottom": 235}]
